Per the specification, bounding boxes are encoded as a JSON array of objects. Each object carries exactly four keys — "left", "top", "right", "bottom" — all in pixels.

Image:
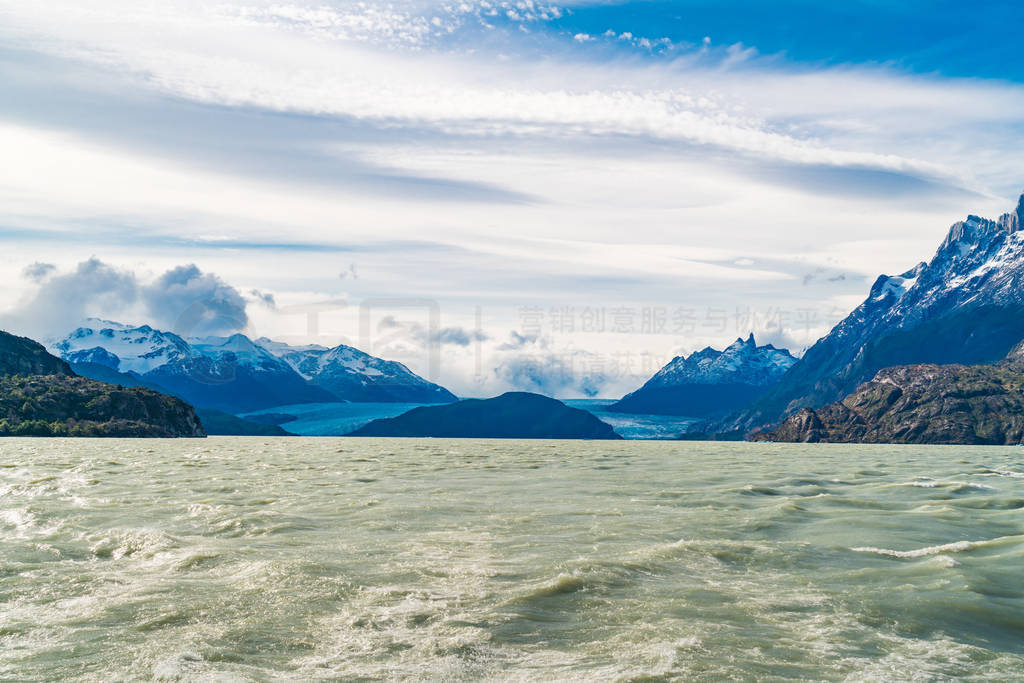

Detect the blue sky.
[
  {"left": 554, "top": 1, "right": 1024, "bottom": 81},
  {"left": 1, "top": 0, "right": 1022, "bottom": 397}
]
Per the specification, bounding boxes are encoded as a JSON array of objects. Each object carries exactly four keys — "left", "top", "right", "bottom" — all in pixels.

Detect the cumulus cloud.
[
  {"left": 141, "top": 264, "right": 249, "bottom": 336},
  {"left": 0, "top": 258, "right": 249, "bottom": 339},
  {"left": 0, "top": 258, "right": 138, "bottom": 339}
]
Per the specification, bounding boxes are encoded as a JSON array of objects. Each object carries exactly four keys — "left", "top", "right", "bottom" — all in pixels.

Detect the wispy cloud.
[{"left": 6, "top": 0, "right": 1019, "bottom": 188}]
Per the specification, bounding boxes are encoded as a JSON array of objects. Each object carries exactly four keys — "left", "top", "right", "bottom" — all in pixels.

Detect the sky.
[{"left": 1, "top": 0, "right": 1023, "bottom": 398}]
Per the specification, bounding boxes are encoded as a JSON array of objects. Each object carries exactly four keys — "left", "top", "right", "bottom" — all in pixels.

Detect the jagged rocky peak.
[
  {"left": 998, "top": 193, "right": 1024, "bottom": 232},
  {"left": 649, "top": 333, "right": 797, "bottom": 388},
  {"left": 64, "top": 346, "right": 121, "bottom": 369},
  {"left": 736, "top": 333, "right": 756, "bottom": 348},
  {"left": 939, "top": 192, "right": 1024, "bottom": 254}
]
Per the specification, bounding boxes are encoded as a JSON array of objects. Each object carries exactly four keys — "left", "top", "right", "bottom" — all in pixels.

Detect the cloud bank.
[{"left": 0, "top": 259, "right": 251, "bottom": 339}]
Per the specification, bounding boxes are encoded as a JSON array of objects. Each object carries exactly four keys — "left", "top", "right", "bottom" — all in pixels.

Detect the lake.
[{"left": 2, "top": 438, "right": 1023, "bottom": 679}]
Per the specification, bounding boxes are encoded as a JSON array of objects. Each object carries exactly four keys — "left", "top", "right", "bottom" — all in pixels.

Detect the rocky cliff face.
[
  {"left": 610, "top": 334, "right": 796, "bottom": 417},
  {"left": 757, "top": 343, "right": 1024, "bottom": 445},
  {"left": 723, "top": 192, "right": 1024, "bottom": 433}
]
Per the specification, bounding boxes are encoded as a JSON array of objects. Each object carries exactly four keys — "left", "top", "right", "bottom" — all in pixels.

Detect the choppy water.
[{"left": 3, "top": 438, "right": 1024, "bottom": 681}]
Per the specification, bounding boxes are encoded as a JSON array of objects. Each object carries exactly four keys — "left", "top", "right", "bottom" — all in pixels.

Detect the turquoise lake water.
[{"left": 242, "top": 399, "right": 696, "bottom": 439}]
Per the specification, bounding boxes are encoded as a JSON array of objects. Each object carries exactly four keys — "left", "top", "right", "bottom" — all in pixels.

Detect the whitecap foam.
[
  {"left": 89, "top": 529, "right": 179, "bottom": 560},
  {"left": 852, "top": 541, "right": 977, "bottom": 558},
  {"left": 895, "top": 480, "right": 995, "bottom": 491},
  {"left": 849, "top": 535, "right": 1024, "bottom": 559},
  {"left": 0, "top": 508, "right": 36, "bottom": 530},
  {"left": 951, "top": 482, "right": 996, "bottom": 492}
]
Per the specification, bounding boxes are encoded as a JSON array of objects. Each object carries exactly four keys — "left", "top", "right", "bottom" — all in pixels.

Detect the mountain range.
[
  {"left": 610, "top": 334, "right": 796, "bottom": 417},
  {"left": 53, "top": 320, "right": 456, "bottom": 414},
  {"left": 708, "top": 193, "right": 1024, "bottom": 435}
]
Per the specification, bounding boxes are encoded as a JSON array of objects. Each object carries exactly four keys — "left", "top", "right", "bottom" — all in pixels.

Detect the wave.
[
  {"left": 741, "top": 485, "right": 782, "bottom": 496},
  {"left": 526, "top": 573, "right": 589, "bottom": 598},
  {"left": 851, "top": 534, "right": 1024, "bottom": 559},
  {"left": 891, "top": 480, "right": 996, "bottom": 492}
]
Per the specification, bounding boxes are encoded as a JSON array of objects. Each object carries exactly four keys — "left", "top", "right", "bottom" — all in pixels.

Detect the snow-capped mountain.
[
  {"left": 55, "top": 319, "right": 195, "bottom": 374},
  {"left": 257, "top": 338, "right": 458, "bottom": 404},
  {"left": 609, "top": 334, "right": 797, "bottom": 417},
  {"left": 644, "top": 334, "right": 796, "bottom": 387},
  {"left": 722, "top": 192, "right": 1024, "bottom": 433}
]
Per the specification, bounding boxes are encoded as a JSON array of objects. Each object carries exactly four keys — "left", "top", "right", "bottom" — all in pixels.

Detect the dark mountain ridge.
[
  {"left": 1, "top": 330, "right": 73, "bottom": 376},
  {"left": 348, "top": 392, "right": 622, "bottom": 439}
]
